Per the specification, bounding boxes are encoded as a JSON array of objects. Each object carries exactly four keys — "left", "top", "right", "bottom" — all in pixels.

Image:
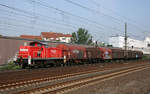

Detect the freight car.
[
  {"left": 15, "top": 41, "right": 143, "bottom": 68},
  {"left": 85, "top": 47, "right": 112, "bottom": 63},
  {"left": 110, "top": 48, "right": 143, "bottom": 60},
  {"left": 56, "top": 44, "right": 87, "bottom": 65}
]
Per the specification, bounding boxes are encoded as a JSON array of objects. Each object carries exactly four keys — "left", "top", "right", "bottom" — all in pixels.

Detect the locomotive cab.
[
  {"left": 18, "top": 42, "right": 46, "bottom": 59},
  {"left": 29, "top": 42, "right": 46, "bottom": 58},
  {"left": 16, "top": 42, "right": 46, "bottom": 68}
]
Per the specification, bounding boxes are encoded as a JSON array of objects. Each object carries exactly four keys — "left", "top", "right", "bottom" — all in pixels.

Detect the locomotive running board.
[{"left": 32, "top": 58, "right": 64, "bottom": 60}]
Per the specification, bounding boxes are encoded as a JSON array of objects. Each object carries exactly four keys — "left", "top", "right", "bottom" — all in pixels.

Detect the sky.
[{"left": 0, "top": 0, "right": 150, "bottom": 42}]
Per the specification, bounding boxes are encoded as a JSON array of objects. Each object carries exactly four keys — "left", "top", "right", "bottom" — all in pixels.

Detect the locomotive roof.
[{"left": 29, "top": 41, "right": 48, "bottom": 46}]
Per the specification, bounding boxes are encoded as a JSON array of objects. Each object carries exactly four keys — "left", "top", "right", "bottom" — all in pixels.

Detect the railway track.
[
  {"left": 0, "top": 66, "right": 117, "bottom": 94},
  {"left": 0, "top": 62, "right": 150, "bottom": 94}
]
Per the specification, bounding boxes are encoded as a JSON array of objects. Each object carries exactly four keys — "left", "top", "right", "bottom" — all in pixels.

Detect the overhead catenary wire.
[
  {"left": 63, "top": 0, "right": 124, "bottom": 24},
  {"left": 63, "top": 0, "right": 149, "bottom": 39},
  {"left": 26, "top": 0, "right": 124, "bottom": 40},
  {"left": 0, "top": 3, "right": 36, "bottom": 17},
  {"left": 0, "top": 8, "right": 110, "bottom": 39},
  {"left": 0, "top": 2, "right": 122, "bottom": 34},
  {"left": 88, "top": 0, "right": 150, "bottom": 35},
  {"left": 0, "top": 7, "right": 78, "bottom": 30},
  {"left": 27, "top": 0, "right": 123, "bottom": 32},
  {"left": 0, "top": 1, "right": 148, "bottom": 35},
  {"left": 0, "top": 13, "right": 76, "bottom": 34},
  {"left": 0, "top": 1, "right": 124, "bottom": 35},
  {"left": 1, "top": 0, "right": 124, "bottom": 38},
  {"left": 0, "top": 0, "right": 141, "bottom": 42},
  {"left": 0, "top": 16, "right": 78, "bottom": 35}
]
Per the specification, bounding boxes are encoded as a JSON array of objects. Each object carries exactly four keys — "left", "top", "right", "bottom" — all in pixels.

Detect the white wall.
[
  {"left": 145, "top": 37, "right": 150, "bottom": 44},
  {"left": 59, "top": 37, "right": 71, "bottom": 43},
  {"left": 109, "top": 36, "right": 146, "bottom": 48},
  {"left": 109, "top": 36, "right": 124, "bottom": 48},
  {"left": 127, "top": 38, "right": 146, "bottom": 48},
  {"left": 109, "top": 36, "right": 150, "bottom": 54}
]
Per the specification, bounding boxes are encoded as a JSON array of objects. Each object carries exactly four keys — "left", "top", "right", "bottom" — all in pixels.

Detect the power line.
[
  {"left": 89, "top": 0, "right": 150, "bottom": 34},
  {"left": 0, "top": 1, "right": 125, "bottom": 41},
  {"left": 0, "top": 1, "right": 123, "bottom": 33},
  {"left": 64, "top": 0, "right": 150, "bottom": 38},
  {"left": 30, "top": 0, "right": 126, "bottom": 39},
  {"left": 0, "top": 7, "right": 78, "bottom": 30},
  {"left": 0, "top": 15, "right": 78, "bottom": 35},
  {"left": 128, "top": 23, "right": 149, "bottom": 35},
  {"left": 0, "top": 13, "right": 110, "bottom": 40},
  {"left": 0, "top": 8, "right": 34, "bottom": 19},
  {"left": 0, "top": 15, "right": 76, "bottom": 32},
  {"left": 0, "top": 10, "right": 102, "bottom": 37},
  {"left": 0, "top": 3, "right": 35, "bottom": 17},
  {"left": 63, "top": 0, "right": 124, "bottom": 23},
  {"left": 27, "top": 0, "right": 123, "bottom": 32},
  {"left": 0, "top": 3, "right": 107, "bottom": 32},
  {"left": 0, "top": 15, "right": 109, "bottom": 39}
]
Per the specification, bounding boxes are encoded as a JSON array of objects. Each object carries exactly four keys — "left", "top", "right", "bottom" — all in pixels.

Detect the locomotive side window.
[
  {"left": 37, "top": 44, "right": 42, "bottom": 47},
  {"left": 37, "top": 51, "right": 41, "bottom": 57},
  {"left": 30, "top": 42, "right": 44, "bottom": 47},
  {"left": 30, "top": 44, "right": 35, "bottom": 46},
  {"left": 45, "top": 45, "right": 48, "bottom": 48}
]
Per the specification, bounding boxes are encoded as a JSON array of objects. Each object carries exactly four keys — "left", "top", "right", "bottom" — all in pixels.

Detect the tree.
[
  {"left": 72, "top": 28, "right": 93, "bottom": 45},
  {"left": 107, "top": 44, "right": 113, "bottom": 47}
]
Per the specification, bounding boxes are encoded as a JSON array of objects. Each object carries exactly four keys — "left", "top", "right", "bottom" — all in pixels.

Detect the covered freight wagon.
[
  {"left": 56, "top": 44, "right": 86, "bottom": 63},
  {"left": 86, "top": 47, "right": 101, "bottom": 63},
  {"left": 110, "top": 48, "right": 125, "bottom": 60}
]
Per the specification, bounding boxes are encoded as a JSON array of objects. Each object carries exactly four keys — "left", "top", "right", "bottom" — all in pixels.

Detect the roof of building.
[
  {"left": 20, "top": 35, "right": 42, "bottom": 40},
  {"left": 41, "top": 32, "right": 72, "bottom": 39}
]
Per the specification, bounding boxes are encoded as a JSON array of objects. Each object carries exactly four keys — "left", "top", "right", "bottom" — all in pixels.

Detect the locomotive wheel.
[
  {"left": 28, "top": 65, "right": 34, "bottom": 69},
  {"left": 21, "top": 63, "right": 26, "bottom": 69},
  {"left": 61, "top": 63, "right": 63, "bottom": 67}
]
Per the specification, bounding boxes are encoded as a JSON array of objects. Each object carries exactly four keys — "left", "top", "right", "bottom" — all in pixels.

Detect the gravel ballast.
[{"left": 66, "top": 66, "right": 150, "bottom": 94}]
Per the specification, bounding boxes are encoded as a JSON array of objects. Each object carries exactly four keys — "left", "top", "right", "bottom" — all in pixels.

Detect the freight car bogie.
[
  {"left": 86, "top": 58, "right": 99, "bottom": 64},
  {"left": 63, "top": 59, "right": 84, "bottom": 66}
]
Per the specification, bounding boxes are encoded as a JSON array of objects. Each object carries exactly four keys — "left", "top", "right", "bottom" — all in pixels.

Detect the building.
[
  {"left": 109, "top": 35, "right": 150, "bottom": 54},
  {"left": 20, "top": 32, "right": 72, "bottom": 43},
  {"left": 20, "top": 35, "right": 42, "bottom": 40},
  {"left": 41, "top": 32, "right": 72, "bottom": 43},
  {"left": 144, "top": 36, "right": 150, "bottom": 47}
]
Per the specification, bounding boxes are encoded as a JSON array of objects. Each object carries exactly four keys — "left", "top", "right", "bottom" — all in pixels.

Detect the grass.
[
  {"left": 0, "top": 62, "right": 21, "bottom": 71},
  {"left": 142, "top": 55, "right": 150, "bottom": 60}
]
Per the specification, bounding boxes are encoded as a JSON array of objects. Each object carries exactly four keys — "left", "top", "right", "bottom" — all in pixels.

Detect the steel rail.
[{"left": 18, "top": 63, "right": 150, "bottom": 94}]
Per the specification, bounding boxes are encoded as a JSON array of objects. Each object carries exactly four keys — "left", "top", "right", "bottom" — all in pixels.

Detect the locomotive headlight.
[{"left": 20, "top": 49, "right": 28, "bottom": 51}]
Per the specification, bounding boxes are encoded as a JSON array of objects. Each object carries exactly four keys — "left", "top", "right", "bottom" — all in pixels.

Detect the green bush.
[
  {"left": 0, "top": 62, "right": 21, "bottom": 71},
  {"left": 142, "top": 55, "right": 150, "bottom": 60}
]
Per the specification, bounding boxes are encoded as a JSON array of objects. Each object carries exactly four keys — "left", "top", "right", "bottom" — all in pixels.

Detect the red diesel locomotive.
[
  {"left": 17, "top": 42, "right": 63, "bottom": 68},
  {"left": 15, "top": 41, "right": 143, "bottom": 68}
]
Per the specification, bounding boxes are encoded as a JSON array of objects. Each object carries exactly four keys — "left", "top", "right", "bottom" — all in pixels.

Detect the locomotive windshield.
[{"left": 29, "top": 41, "right": 47, "bottom": 47}]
